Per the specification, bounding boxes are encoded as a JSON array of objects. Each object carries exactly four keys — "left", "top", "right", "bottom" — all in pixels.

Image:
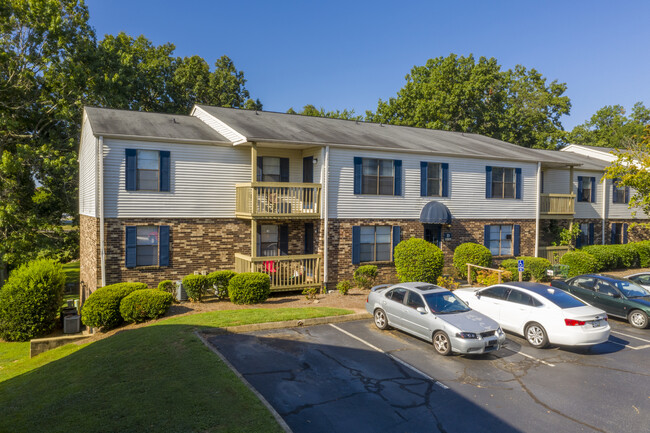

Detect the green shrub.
[
  {"left": 119, "top": 289, "right": 174, "bottom": 323},
  {"left": 393, "top": 238, "right": 444, "bottom": 284},
  {"left": 337, "top": 280, "right": 351, "bottom": 295},
  {"left": 580, "top": 245, "right": 617, "bottom": 271},
  {"left": 511, "top": 257, "right": 552, "bottom": 282},
  {"left": 157, "top": 280, "right": 176, "bottom": 301},
  {"left": 630, "top": 241, "right": 650, "bottom": 267},
  {"left": 436, "top": 275, "right": 459, "bottom": 290},
  {"left": 81, "top": 282, "right": 148, "bottom": 330},
  {"left": 611, "top": 244, "right": 639, "bottom": 269},
  {"left": 228, "top": 272, "right": 271, "bottom": 305},
  {"left": 560, "top": 251, "right": 597, "bottom": 278},
  {"left": 0, "top": 259, "right": 65, "bottom": 341},
  {"left": 353, "top": 265, "right": 378, "bottom": 289},
  {"left": 206, "top": 270, "right": 237, "bottom": 300},
  {"left": 182, "top": 274, "right": 210, "bottom": 302},
  {"left": 500, "top": 259, "right": 531, "bottom": 281},
  {"left": 453, "top": 243, "right": 492, "bottom": 280},
  {"left": 476, "top": 270, "right": 501, "bottom": 286}
]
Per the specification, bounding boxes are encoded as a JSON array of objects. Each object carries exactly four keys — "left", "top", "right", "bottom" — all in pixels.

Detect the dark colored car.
[{"left": 551, "top": 274, "right": 650, "bottom": 329}]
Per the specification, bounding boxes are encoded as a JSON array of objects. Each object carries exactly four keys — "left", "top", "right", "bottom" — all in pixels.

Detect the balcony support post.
[
  {"left": 251, "top": 142, "right": 257, "bottom": 182},
  {"left": 251, "top": 219, "right": 257, "bottom": 260},
  {"left": 535, "top": 162, "right": 541, "bottom": 258}
]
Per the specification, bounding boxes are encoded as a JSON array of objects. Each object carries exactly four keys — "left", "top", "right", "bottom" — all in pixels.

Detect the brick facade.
[{"left": 79, "top": 214, "right": 99, "bottom": 301}]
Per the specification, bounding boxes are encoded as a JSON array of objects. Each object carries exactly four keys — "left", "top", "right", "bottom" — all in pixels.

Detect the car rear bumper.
[
  {"left": 550, "top": 324, "right": 611, "bottom": 346},
  {"left": 451, "top": 334, "right": 507, "bottom": 354}
]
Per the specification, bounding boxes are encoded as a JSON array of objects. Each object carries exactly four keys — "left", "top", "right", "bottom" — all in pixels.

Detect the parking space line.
[
  {"left": 328, "top": 324, "right": 448, "bottom": 389},
  {"left": 501, "top": 346, "right": 556, "bottom": 367},
  {"left": 611, "top": 330, "right": 650, "bottom": 344}
]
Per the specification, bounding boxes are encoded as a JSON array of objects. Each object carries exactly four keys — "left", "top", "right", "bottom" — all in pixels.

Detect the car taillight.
[
  {"left": 366, "top": 296, "right": 368, "bottom": 303},
  {"left": 564, "top": 318, "right": 586, "bottom": 326}
]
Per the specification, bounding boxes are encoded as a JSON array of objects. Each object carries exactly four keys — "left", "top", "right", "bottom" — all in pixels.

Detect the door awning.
[{"left": 420, "top": 201, "right": 452, "bottom": 224}]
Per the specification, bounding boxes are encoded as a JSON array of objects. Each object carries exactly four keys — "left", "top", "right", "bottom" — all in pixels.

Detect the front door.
[{"left": 424, "top": 224, "right": 442, "bottom": 248}]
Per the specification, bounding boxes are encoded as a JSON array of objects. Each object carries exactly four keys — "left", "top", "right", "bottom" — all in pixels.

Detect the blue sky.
[{"left": 85, "top": 0, "right": 649, "bottom": 130}]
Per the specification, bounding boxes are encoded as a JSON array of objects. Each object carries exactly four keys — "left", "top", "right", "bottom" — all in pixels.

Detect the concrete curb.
[
  {"left": 200, "top": 312, "right": 371, "bottom": 335},
  {"left": 30, "top": 335, "right": 89, "bottom": 358}
]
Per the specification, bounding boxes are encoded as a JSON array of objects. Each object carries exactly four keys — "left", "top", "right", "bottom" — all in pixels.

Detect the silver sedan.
[{"left": 365, "top": 282, "right": 506, "bottom": 356}]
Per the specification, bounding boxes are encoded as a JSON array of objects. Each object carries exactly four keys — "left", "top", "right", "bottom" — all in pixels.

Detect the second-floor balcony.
[
  {"left": 235, "top": 182, "right": 322, "bottom": 219},
  {"left": 540, "top": 193, "right": 575, "bottom": 218}
]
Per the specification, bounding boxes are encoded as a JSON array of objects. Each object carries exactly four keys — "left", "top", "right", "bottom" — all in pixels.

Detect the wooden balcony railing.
[
  {"left": 235, "top": 253, "right": 322, "bottom": 292},
  {"left": 235, "top": 182, "right": 321, "bottom": 219},
  {"left": 538, "top": 246, "right": 571, "bottom": 264},
  {"left": 540, "top": 193, "right": 575, "bottom": 218}
]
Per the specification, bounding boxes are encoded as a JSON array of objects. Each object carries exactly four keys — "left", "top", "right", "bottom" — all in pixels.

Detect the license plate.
[{"left": 592, "top": 321, "right": 600, "bottom": 327}]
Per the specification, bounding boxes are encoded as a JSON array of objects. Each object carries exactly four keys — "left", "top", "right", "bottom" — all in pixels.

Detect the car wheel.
[
  {"left": 373, "top": 309, "right": 389, "bottom": 330},
  {"left": 628, "top": 310, "right": 649, "bottom": 329},
  {"left": 525, "top": 322, "right": 549, "bottom": 349},
  {"left": 432, "top": 331, "right": 452, "bottom": 356}
]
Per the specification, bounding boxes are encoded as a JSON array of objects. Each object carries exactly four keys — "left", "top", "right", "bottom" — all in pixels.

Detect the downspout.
[
  {"left": 98, "top": 136, "right": 106, "bottom": 287},
  {"left": 323, "top": 146, "right": 330, "bottom": 287},
  {"left": 535, "top": 162, "right": 541, "bottom": 257},
  {"left": 602, "top": 177, "right": 607, "bottom": 244}
]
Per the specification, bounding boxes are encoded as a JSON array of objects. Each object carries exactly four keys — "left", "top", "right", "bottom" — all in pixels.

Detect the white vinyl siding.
[
  {"left": 102, "top": 138, "right": 249, "bottom": 218},
  {"left": 192, "top": 106, "right": 246, "bottom": 143},
  {"left": 541, "top": 169, "right": 570, "bottom": 194},
  {"left": 79, "top": 115, "right": 97, "bottom": 217},
  {"left": 574, "top": 170, "right": 603, "bottom": 219},
  {"left": 256, "top": 148, "right": 307, "bottom": 183},
  {"left": 327, "top": 148, "right": 537, "bottom": 219}
]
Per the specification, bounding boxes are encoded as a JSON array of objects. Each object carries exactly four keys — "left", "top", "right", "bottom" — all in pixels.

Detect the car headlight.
[
  {"left": 496, "top": 327, "right": 504, "bottom": 336},
  {"left": 456, "top": 332, "right": 478, "bottom": 339}
]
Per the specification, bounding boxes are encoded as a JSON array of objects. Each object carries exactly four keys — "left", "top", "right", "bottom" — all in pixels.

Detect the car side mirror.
[
  {"left": 610, "top": 293, "right": 621, "bottom": 299},
  {"left": 551, "top": 280, "right": 571, "bottom": 291},
  {"left": 416, "top": 307, "right": 427, "bottom": 314},
  {"left": 474, "top": 292, "right": 481, "bottom": 299}
]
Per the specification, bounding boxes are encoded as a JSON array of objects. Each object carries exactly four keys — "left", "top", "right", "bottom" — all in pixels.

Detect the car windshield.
[
  {"left": 610, "top": 279, "right": 650, "bottom": 298},
  {"left": 535, "top": 287, "right": 585, "bottom": 309},
  {"left": 423, "top": 292, "right": 470, "bottom": 314}
]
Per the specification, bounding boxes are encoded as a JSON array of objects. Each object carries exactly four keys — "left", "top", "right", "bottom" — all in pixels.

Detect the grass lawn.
[
  {"left": 0, "top": 307, "right": 352, "bottom": 433},
  {"left": 61, "top": 261, "right": 79, "bottom": 284}
]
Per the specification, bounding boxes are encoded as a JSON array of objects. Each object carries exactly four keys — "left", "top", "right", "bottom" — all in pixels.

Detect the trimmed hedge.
[
  {"left": 453, "top": 243, "right": 492, "bottom": 280},
  {"left": 81, "top": 282, "right": 148, "bottom": 330},
  {"left": 228, "top": 272, "right": 271, "bottom": 305},
  {"left": 580, "top": 244, "right": 639, "bottom": 271},
  {"left": 207, "top": 270, "right": 237, "bottom": 300},
  {"left": 0, "top": 259, "right": 65, "bottom": 341},
  {"left": 120, "top": 289, "right": 174, "bottom": 323},
  {"left": 353, "top": 265, "right": 378, "bottom": 289},
  {"left": 394, "top": 238, "right": 444, "bottom": 284},
  {"left": 630, "top": 241, "right": 650, "bottom": 267},
  {"left": 560, "top": 251, "right": 597, "bottom": 278},
  {"left": 336, "top": 280, "right": 351, "bottom": 295},
  {"left": 182, "top": 274, "right": 210, "bottom": 302},
  {"left": 501, "top": 257, "right": 551, "bottom": 282},
  {"left": 157, "top": 280, "right": 176, "bottom": 301}
]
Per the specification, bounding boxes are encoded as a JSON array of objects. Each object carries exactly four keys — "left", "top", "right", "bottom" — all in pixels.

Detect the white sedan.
[{"left": 455, "top": 281, "right": 610, "bottom": 348}]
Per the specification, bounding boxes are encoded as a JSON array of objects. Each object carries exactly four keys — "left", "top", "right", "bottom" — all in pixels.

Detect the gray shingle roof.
[
  {"left": 196, "top": 105, "right": 571, "bottom": 165},
  {"left": 530, "top": 149, "right": 609, "bottom": 171},
  {"left": 84, "top": 106, "right": 230, "bottom": 143}
]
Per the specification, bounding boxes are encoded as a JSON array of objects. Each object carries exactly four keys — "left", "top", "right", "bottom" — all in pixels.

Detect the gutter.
[
  {"left": 323, "top": 146, "right": 330, "bottom": 287},
  {"left": 93, "top": 133, "right": 229, "bottom": 146},
  {"left": 535, "top": 162, "right": 541, "bottom": 257},
  {"left": 98, "top": 136, "right": 106, "bottom": 287},
  {"left": 602, "top": 176, "right": 607, "bottom": 244}
]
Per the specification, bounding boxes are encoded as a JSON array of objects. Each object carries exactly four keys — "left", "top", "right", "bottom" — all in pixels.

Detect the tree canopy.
[
  {"left": 287, "top": 104, "right": 361, "bottom": 120},
  {"left": 367, "top": 54, "right": 571, "bottom": 149},
  {"left": 569, "top": 103, "right": 650, "bottom": 148}
]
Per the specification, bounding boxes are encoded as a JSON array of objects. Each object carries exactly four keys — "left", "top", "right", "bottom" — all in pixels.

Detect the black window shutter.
[
  {"left": 125, "top": 149, "right": 137, "bottom": 191},
  {"left": 515, "top": 168, "right": 522, "bottom": 199},
  {"left": 160, "top": 151, "right": 170, "bottom": 192},
  {"left": 303, "top": 156, "right": 313, "bottom": 183},
  {"left": 420, "top": 161, "right": 428, "bottom": 197},
  {"left": 354, "top": 157, "right": 362, "bottom": 194},
  {"left": 442, "top": 163, "right": 449, "bottom": 197},
  {"left": 625, "top": 186, "right": 630, "bottom": 204},
  {"left": 623, "top": 223, "right": 628, "bottom": 244},
  {"left": 393, "top": 160, "right": 402, "bottom": 196},
  {"left": 279, "top": 225, "right": 289, "bottom": 255},
  {"left": 590, "top": 177, "right": 596, "bottom": 203},
  {"left": 392, "top": 226, "right": 401, "bottom": 261},
  {"left": 257, "top": 156, "right": 263, "bottom": 181},
  {"left": 125, "top": 226, "right": 137, "bottom": 268},
  {"left": 611, "top": 224, "right": 616, "bottom": 244},
  {"left": 577, "top": 176, "right": 584, "bottom": 202},
  {"left": 352, "top": 226, "right": 361, "bottom": 265},
  {"left": 304, "top": 223, "right": 314, "bottom": 254},
  {"left": 513, "top": 225, "right": 520, "bottom": 256},
  {"left": 589, "top": 223, "right": 595, "bottom": 245},
  {"left": 485, "top": 167, "right": 492, "bottom": 198},
  {"left": 280, "top": 158, "right": 290, "bottom": 182},
  {"left": 483, "top": 225, "right": 491, "bottom": 248},
  {"left": 159, "top": 226, "right": 170, "bottom": 266}
]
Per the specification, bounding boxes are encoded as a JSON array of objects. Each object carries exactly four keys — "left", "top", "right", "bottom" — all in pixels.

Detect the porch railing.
[
  {"left": 234, "top": 253, "right": 321, "bottom": 291},
  {"left": 538, "top": 246, "right": 571, "bottom": 264},
  {"left": 540, "top": 193, "right": 575, "bottom": 217},
  {"left": 235, "top": 182, "right": 321, "bottom": 219}
]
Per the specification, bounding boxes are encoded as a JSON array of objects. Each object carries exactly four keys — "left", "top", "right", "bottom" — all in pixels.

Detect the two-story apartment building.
[{"left": 78, "top": 106, "right": 648, "bottom": 300}]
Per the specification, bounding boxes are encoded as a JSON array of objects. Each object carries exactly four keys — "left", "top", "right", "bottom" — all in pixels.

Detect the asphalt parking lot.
[{"left": 207, "top": 318, "right": 650, "bottom": 433}]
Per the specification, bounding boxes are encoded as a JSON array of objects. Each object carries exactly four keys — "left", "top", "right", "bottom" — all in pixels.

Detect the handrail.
[{"left": 466, "top": 263, "right": 505, "bottom": 285}]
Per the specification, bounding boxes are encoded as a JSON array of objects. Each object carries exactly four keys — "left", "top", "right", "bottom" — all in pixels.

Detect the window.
[
  {"left": 125, "top": 149, "right": 169, "bottom": 192},
  {"left": 613, "top": 179, "right": 629, "bottom": 204},
  {"left": 577, "top": 176, "right": 596, "bottom": 203},
  {"left": 257, "top": 156, "right": 289, "bottom": 182},
  {"left": 595, "top": 281, "right": 619, "bottom": 297},
  {"left": 506, "top": 289, "right": 541, "bottom": 307},
  {"left": 629, "top": 274, "right": 650, "bottom": 286},
  {"left": 427, "top": 163, "right": 442, "bottom": 196},
  {"left": 406, "top": 291, "right": 425, "bottom": 309},
  {"left": 257, "top": 224, "right": 289, "bottom": 256},
  {"left": 386, "top": 287, "right": 407, "bottom": 303},
  {"left": 360, "top": 226, "right": 392, "bottom": 262},
  {"left": 479, "top": 286, "right": 510, "bottom": 300},
  {"left": 572, "top": 277, "right": 595, "bottom": 291},
  {"left": 577, "top": 223, "right": 593, "bottom": 248},
  {"left": 136, "top": 226, "right": 159, "bottom": 266},
  {"left": 611, "top": 223, "right": 627, "bottom": 244},
  {"left": 362, "top": 158, "right": 394, "bottom": 195},
  {"left": 491, "top": 167, "right": 516, "bottom": 199},
  {"left": 488, "top": 225, "right": 512, "bottom": 256}
]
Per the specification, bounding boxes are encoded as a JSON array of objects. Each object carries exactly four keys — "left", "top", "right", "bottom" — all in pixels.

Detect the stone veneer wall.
[
  {"left": 325, "top": 219, "right": 537, "bottom": 287},
  {"left": 79, "top": 214, "right": 99, "bottom": 300}
]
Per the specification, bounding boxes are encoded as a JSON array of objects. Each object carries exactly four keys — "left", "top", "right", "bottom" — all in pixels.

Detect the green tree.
[
  {"left": 569, "top": 103, "right": 649, "bottom": 148},
  {"left": 368, "top": 54, "right": 571, "bottom": 149},
  {"left": 287, "top": 104, "right": 362, "bottom": 120},
  {"left": 604, "top": 125, "right": 650, "bottom": 227}
]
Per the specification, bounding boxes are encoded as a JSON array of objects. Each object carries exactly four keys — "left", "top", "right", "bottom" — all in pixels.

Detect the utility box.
[
  {"left": 176, "top": 280, "right": 188, "bottom": 301},
  {"left": 64, "top": 315, "right": 81, "bottom": 334}
]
